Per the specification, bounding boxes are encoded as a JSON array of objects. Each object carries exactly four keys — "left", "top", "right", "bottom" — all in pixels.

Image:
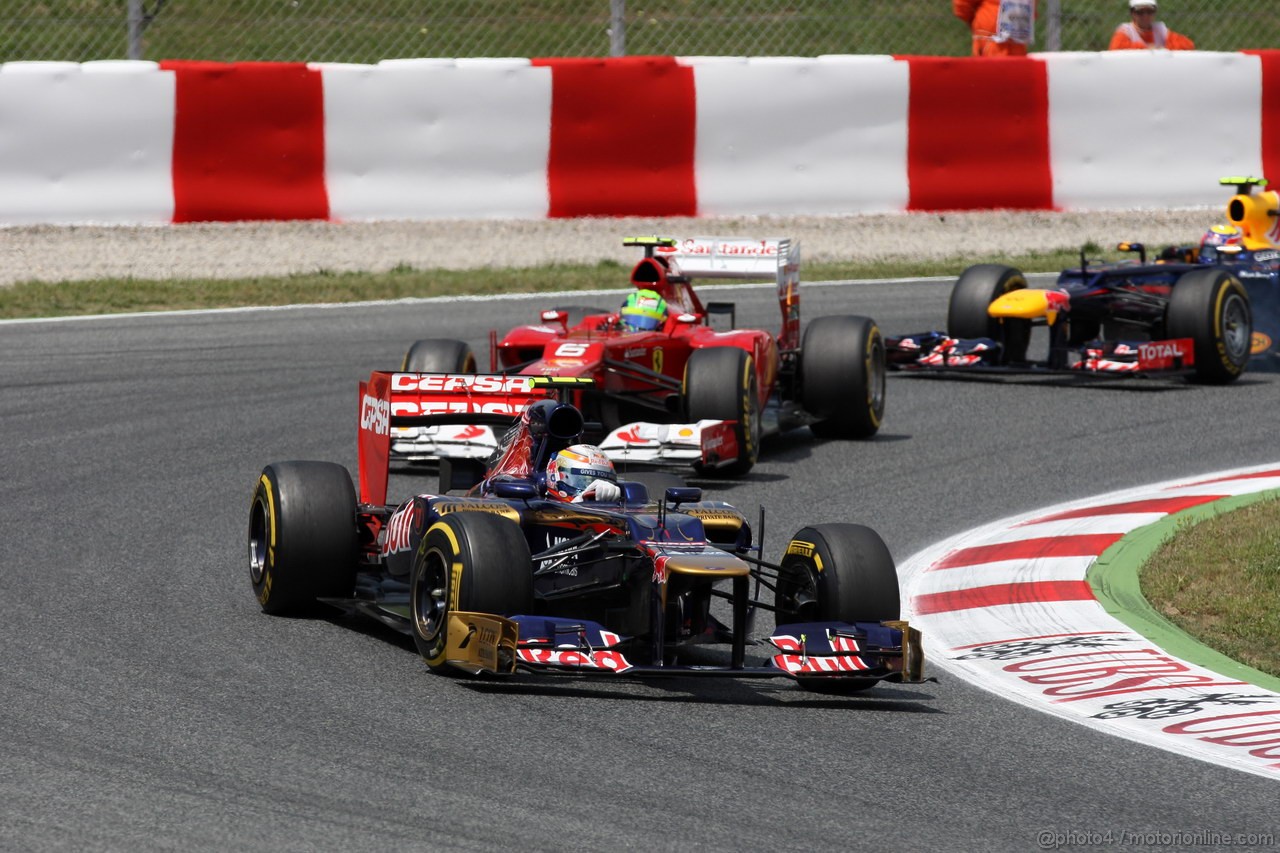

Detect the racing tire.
[
  {"left": 401, "top": 338, "right": 477, "bottom": 373},
  {"left": 775, "top": 523, "right": 900, "bottom": 694},
  {"left": 684, "top": 347, "right": 760, "bottom": 477},
  {"left": 947, "top": 264, "right": 1031, "bottom": 365},
  {"left": 410, "top": 512, "right": 533, "bottom": 674},
  {"left": 800, "top": 315, "right": 885, "bottom": 439},
  {"left": 248, "top": 461, "right": 358, "bottom": 616},
  {"left": 1165, "top": 268, "right": 1251, "bottom": 385}
]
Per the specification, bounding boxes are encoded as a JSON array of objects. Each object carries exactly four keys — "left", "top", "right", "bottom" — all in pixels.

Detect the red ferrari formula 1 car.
[
  {"left": 247, "top": 371, "right": 924, "bottom": 691},
  {"left": 394, "top": 236, "right": 886, "bottom": 476}
]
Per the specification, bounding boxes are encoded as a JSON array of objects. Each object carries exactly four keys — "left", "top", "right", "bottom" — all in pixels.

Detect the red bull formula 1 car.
[
  {"left": 886, "top": 177, "right": 1280, "bottom": 385},
  {"left": 247, "top": 371, "right": 923, "bottom": 691},
  {"left": 394, "top": 236, "right": 886, "bottom": 476}
]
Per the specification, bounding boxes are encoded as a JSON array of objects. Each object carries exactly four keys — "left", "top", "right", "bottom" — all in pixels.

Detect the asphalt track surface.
[{"left": 2, "top": 280, "right": 1277, "bottom": 852}]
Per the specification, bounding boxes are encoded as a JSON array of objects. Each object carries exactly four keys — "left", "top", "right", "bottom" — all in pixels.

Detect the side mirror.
[
  {"left": 540, "top": 309, "right": 570, "bottom": 332},
  {"left": 665, "top": 486, "right": 702, "bottom": 504},
  {"left": 493, "top": 480, "right": 539, "bottom": 500}
]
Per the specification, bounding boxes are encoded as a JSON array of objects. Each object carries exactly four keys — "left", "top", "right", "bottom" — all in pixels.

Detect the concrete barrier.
[{"left": 1, "top": 51, "right": 1277, "bottom": 224}]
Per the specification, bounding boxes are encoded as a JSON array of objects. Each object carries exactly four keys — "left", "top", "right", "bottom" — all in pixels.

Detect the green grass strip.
[{"left": 1087, "top": 490, "right": 1280, "bottom": 693}]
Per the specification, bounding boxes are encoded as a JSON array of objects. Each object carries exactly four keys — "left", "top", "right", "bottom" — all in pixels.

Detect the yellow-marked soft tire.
[
  {"left": 401, "top": 338, "right": 477, "bottom": 373},
  {"left": 776, "top": 523, "right": 899, "bottom": 626},
  {"left": 248, "top": 461, "right": 358, "bottom": 615},
  {"left": 1165, "top": 268, "right": 1251, "bottom": 385},
  {"left": 800, "top": 315, "right": 885, "bottom": 439},
  {"left": 410, "top": 512, "right": 533, "bottom": 674},
  {"left": 684, "top": 346, "right": 759, "bottom": 477},
  {"left": 948, "top": 263, "right": 1030, "bottom": 365}
]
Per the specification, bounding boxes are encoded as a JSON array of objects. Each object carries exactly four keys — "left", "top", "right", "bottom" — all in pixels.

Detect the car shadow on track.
[
  {"left": 326, "top": 612, "right": 942, "bottom": 711},
  {"left": 457, "top": 677, "right": 943, "bottom": 712}
]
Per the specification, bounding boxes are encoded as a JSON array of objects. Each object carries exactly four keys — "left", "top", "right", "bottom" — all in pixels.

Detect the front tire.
[
  {"left": 410, "top": 512, "right": 533, "bottom": 673},
  {"left": 776, "top": 523, "right": 899, "bottom": 625},
  {"left": 948, "top": 264, "right": 1030, "bottom": 364},
  {"left": 402, "top": 338, "right": 476, "bottom": 373},
  {"left": 248, "top": 461, "right": 358, "bottom": 615},
  {"left": 1165, "top": 268, "right": 1251, "bottom": 384},
  {"left": 684, "top": 347, "right": 760, "bottom": 476},
  {"left": 776, "top": 523, "right": 900, "bottom": 694},
  {"left": 800, "top": 315, "right": 885, "bottom": 439}
]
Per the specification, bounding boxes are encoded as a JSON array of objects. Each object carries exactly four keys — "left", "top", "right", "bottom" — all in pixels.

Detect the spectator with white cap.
[{"left": 1109, "top": 0, "right": 1195, "bottom": 50}]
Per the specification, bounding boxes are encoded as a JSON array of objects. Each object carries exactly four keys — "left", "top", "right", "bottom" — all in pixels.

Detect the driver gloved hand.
[{"left": 576, "top": 479, "right": 621, "bottom": 502}]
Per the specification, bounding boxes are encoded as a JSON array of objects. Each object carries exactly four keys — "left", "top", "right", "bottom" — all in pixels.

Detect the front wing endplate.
[{"left": 445, "top": 611, "right": 519, "bottom": 675}]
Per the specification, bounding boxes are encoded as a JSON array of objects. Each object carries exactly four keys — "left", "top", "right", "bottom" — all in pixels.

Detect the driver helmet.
[
  {"left": 545, "top": 444, "right": 617, "bottom": 502},
  {"left": 620, "top": 289, "right": 668, "bottom": 332},
  {"left": 1200, "top": 224, "right": 1242, "bottom": 250}
]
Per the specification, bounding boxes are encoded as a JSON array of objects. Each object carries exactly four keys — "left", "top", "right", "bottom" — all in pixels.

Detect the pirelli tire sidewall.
[
  {"left": 1165, "top": 268, "right": 1252, "bottom": 384},
  {"left": 248, "top": 461, "right": 358, "bottom": 615},
  {"left": 778, "top": 523, "right": 901, "bottom": 625},
  {"left": 410, "top": 511, "right": 533, "bottom": 673}
]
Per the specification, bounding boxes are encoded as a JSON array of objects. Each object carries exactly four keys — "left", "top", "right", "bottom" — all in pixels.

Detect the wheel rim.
[
  {"left": 868, "top": 336, "right": 886, "bottom": 416},
  {"left": 248, "top": 500, "right": 268, "bottom": 585},
  {"left": 778, "top": 562, "right": 820, "bottom": 623},
  {"left": 414, "top": 548, "right": 449, "bottom": 641},
  {"left": 1220, "top": 291, "right": 1251, "bottom": 363}
]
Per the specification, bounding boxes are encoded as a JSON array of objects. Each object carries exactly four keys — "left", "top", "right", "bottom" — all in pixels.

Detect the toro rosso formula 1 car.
[
  {"left": 885, "top": 177, "right": 1280, "bottom": 385},
  {"left": 247, "top": 371, "right": 923, "bottom": 691},
  {"left": 393, "top": 236, "right": 886, "bottom": 476}
]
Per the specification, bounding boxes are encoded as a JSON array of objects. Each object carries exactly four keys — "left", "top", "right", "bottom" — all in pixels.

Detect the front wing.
[
  {"left": 887, "top": 332, "right": 1198, "bottom": 379},
  {"left": 442, "top": 612, "right": 925, "bottom": 685},
  {"left": 391, "top": 418, "right": 742, "bottom": 472},
  {"left": 597, "top": 420, "right": 741, "bottom": 471}
]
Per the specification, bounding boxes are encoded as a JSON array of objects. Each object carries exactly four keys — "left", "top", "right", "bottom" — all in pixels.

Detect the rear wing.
[
  {"left": 626, "top": 236, "right": 802, "bottom": 350},
  {"left": 357, "top": 372, "right": 592, "bottom": 505}
]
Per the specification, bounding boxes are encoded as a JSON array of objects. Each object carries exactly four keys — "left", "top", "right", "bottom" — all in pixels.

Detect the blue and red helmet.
[
  {"left": 1201, "top": 224, "right": 1243, "bottom": 249},
  {"left": 545, "top": 444, "right": 616, "bottom": 501},
  {"left": 620, "top": 289, "right": 668, "bottom": 332}
]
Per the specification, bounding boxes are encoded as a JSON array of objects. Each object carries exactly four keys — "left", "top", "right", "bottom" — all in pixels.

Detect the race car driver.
[
  {"left": 619, "top": 289, "right": 669, "bottom": 332},
  {"left": 544, "top": 444, "right": 622, "bottom": 503}
]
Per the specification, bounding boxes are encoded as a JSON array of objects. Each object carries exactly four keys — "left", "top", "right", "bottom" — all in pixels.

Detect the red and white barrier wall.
[{"left": 2, "top": 52, "right": 1278, "bottom": 225}]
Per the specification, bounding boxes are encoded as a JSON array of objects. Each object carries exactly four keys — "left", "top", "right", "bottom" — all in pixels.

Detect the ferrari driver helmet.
[
  {"left": 620, "top": 289, "right": 668, "bottom": 332},
  {"left": 1200, "top": 224, "right": 1243, "bottom": 250},
  {"left": 545, "top": 444, "right": 617, "bottom": 501}
]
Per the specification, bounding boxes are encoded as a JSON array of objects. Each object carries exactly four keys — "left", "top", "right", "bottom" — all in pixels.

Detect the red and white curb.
[{"left": 899, "top": 462, "right": 1280, "bottom": 781}]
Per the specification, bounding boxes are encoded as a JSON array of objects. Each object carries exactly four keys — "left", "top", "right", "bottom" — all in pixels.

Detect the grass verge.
[
  {"left": 0, "top": 247, "right": 1092, "bottom": 320},
  {"left": 1142, "top": 498, "right": 1280, "bottom": 680}
]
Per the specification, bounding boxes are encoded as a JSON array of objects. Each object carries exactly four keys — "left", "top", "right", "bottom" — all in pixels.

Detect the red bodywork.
[{"left": 492, "top": 241, "right": 795, "bottom": 421}]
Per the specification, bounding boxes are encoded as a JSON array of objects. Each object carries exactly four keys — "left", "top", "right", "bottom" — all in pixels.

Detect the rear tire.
[
  {"left": 800, "top": 315, "right": 885, "bottom": 439},
  {"left": 1165, "top": 268, "right": 1251, "bottom": 384},
  {"left": 684, "top": 347, "right": 759, "bottom": 476},
  {"left": 402, "top": 338, "right": 476, "bottom": 373},
  {"left": 248, "top": 461, "right": 358, "bottom": 615},
  {"left": 948, "top": 264, "right": 1030, "bottom": 364},
  {"left": 410, "top": 512, "right": 533, "bottom": 674}
]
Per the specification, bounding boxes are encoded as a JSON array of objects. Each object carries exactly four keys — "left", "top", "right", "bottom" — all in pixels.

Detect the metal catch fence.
[{"left": 2, "top": 1, "right": 1275, "bottom": 64}]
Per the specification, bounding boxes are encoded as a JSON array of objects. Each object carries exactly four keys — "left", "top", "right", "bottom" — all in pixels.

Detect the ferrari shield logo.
[{"left": 652, "top": 347, "right": 664, "bottom": 373}]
